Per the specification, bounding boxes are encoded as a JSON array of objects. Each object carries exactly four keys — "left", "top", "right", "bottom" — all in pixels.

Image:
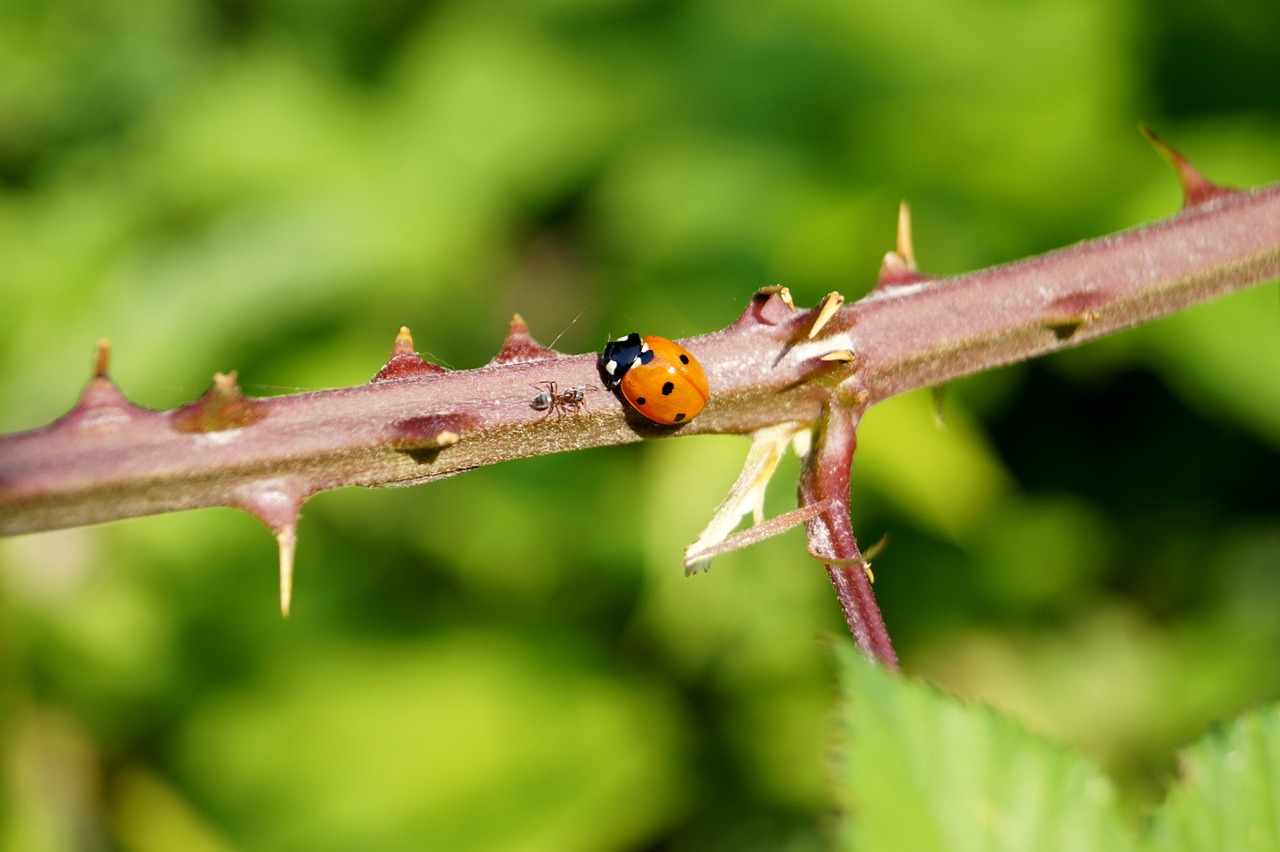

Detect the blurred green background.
[{"left": 1, "top": 0, "right": 1278, "bottom": 848}]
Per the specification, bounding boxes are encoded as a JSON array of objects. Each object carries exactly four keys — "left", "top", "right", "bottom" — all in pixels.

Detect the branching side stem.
[{"left": 800, "top": 403, "right": 898, "bottom": 668}]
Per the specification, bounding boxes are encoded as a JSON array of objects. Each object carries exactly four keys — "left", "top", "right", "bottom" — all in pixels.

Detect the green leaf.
[
  {"left": 1144, "top": 705, "right": 1280, "bottom": 852},
  {"left": 834, "top": 643, "right": 1132, "bottom": 852}
]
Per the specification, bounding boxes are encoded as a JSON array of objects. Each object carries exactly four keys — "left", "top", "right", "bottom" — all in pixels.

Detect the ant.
[{"left": 530, "top": 381, "right": 588, "bottom": 418}]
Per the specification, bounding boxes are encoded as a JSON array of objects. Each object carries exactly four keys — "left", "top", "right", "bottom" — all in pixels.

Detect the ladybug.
[{"left": 600, "top": 333, "right": 709, "bottom": 425}]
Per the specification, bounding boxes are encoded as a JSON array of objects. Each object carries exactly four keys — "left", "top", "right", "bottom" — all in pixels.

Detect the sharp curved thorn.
[
  {"left": 862, "top": 532, "right": 890, "bottom": 562},
  {"left": 93, "top": 339, "right": 111, "bottom": 378},
  {"left": 232, "top": 478, "right": 308, "bottom": 617},
  {"left": 755, "top": 285, "right": 796, "bottom": 310},
  {"left": 171, "top": 371, "right": 268, "bottom": 433},
  {"left": 896, "top": 200, "right": 917, "bottom": 270},
  {"left": 206, "top": 370, "right": 244, "bottom": 408},
  {"left": 491, "top": 313, "right": 560, "bottom": 365},
  {"left": 277, "top": 524, "right": 297, "bottom": 618},
  {"left": 819, "top": 350, "right": 857, "bottom": 363},
  {"left": 390, "top": 327, "right": 417, "bottom": 358},
  {"left": 59, "top": 348, "right": 146, "bottom": 431},
  {"left": 734, "top": 286, "right": 800, "bottom": 330},
  {"left": 807, "top": 291, "right": 845, "bottom": 339},
  {"left": 1139, "top": 122, "right": 1233, "bottom": 208},
  {"left": 876, "top": 253, "right": 936, "bottom": 290},
  {"left": 371, "top": 326, "right": 446, "bottom": 381},
  {"left": 873, "top": 200, "right": 943, "bottom": 291},
  {"left": 857, "top": 533, "right": 891, "bottom": 583}
]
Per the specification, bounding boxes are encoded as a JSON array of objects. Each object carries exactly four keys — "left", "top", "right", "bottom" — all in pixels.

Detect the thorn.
[
  {"left": 371, "top": 326, "right": 447, "bottom": 382},
  {"left": 170, "top": 371, "right": 267, "bottom": 432},
  {"left": 859, "top": 533, "right": 890, "bottom": 583},
  {"left": 490, "top": 314, "right": 560, "bottom": 365},
  {"left": 806, "top": 537, "right": 877, "bottom": 582},
  {"left": 819, "top": 350, "right": 857, "bottom": 363},
  {"left": 1139, "top": 122, "right": 1233, "bottom": 208},
  {"left": 732, "top": 287, "right": 798, "bottom": 330},
  {"left": 233, "top": 478, "right": 308, "bottom": 618},
  {"left": 875, "top": 201, "right": 937, "bottom": 290},
  {"left": 93, "top": 339, "right": 111, "bottom": 378},
  {"left": 755, "top": 285, "right": 796, "bottom": 310},
  {"left": 863, "top": 532, "right": 890, "bottom": 562},
  {"left": 896, "top": 201, "right": 916, "bottom": 269},
  {"left": 807, "top": 291, "right": 845, "bottom": 339},
  {"left": 55, "top": 343, "right": 147, "bottom": 431},
  {"left": 72, "top": 384, "right": 141, "bottom": 427},
  {"left": 277, "top": 524, "right": 296, "bottom": 617},
  {"left": 877, "top": 253, "right": 935, "bottom": 290},
  {"left": 390, "top": 326, "right": 416, "bottom": 358}
]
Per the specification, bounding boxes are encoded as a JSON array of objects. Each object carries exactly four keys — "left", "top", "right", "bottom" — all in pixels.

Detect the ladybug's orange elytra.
[{"left": 601, "top": 333, "right": 709, "bottom": 425}]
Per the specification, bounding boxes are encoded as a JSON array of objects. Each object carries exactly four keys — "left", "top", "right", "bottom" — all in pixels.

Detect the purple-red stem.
[
  {"left": 800, "top": 404, "right": 898, "bottom": 667},
  {"left": 1, "top": 169, "right": 1277, "bottom": 658}
]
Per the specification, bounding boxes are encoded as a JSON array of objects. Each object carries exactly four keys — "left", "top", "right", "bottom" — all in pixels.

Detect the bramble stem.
[
  {"left": 799, "top": 404, "right": 898, "bottom": 667},
  {"left": 0, "top": 174, "right": 1277, "bottom": 650}
]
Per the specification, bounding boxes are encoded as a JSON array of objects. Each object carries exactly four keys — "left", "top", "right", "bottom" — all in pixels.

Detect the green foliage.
[
  {"left": 172, "top": 634, "right": 689, "bottom": 851},
  {"left": 837, "top": 645, "right": 1130, "bottom": 851},
  {"left": 1, "top": 0, "right": 1278, "bottom": 848},
  {"left": 1146, "top": 703, "right": 1280, "bottom": 852},
  {"left": 837, "top": 646, "right": 1280, "bottom": 852}
]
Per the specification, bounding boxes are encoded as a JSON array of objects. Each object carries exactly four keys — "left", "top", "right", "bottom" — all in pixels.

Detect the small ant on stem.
[{"left": 530, "top": 381, "right": 589, "bottom": 418}]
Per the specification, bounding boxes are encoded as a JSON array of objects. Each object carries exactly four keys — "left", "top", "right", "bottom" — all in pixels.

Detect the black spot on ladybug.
[
  {"left": 661, "top": 381, "right": 675, "bottom": 396},
  {"left": 673, "top": 413, "right": 686, "bottom": 422},
  {"left": 636, "top": 396, "right": 647, "bottom": 405},
  {"left": 679, "top": 354, "right": 690, "bottom": 364}
]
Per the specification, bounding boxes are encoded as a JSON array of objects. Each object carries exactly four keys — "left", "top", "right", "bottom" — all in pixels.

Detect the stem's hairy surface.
[
  {"left": 3, "top": 182, "right": 1275, "bottom": 538},
  {"left": 850, "top": 185, "right": 1280, "bottom": 403},
  {"left": 1, "top": 167, "right": 1277, "bottom": 651}
]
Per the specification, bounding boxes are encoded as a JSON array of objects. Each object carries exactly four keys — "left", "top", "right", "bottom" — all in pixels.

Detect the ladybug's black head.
[{"left": 600, "top": 332, "right": 644, "bottom": 388}]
